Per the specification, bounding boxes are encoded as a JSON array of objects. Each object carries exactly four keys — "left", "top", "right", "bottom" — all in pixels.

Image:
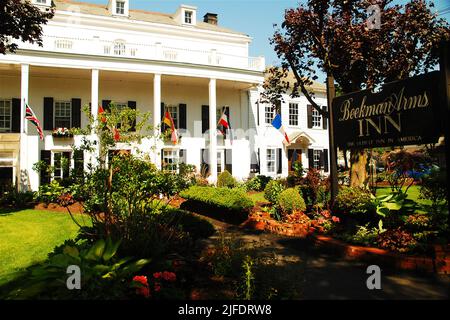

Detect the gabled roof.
[{"left": 53, "top": 0, "right": 249, "bottom": 36}]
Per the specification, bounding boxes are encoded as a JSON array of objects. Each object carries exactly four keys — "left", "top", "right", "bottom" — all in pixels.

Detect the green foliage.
[
  {"left": 237, "top": 255, "right": 255, "bottom": 300},
  {"left": 3, "top": 238, "right": 150, "bottom": 300},
  {"left": 333, "top": 186, "right": 376, "bottom": 222},
  {"left": 217, "top": 170, "right": 237, "bottom": 188},
  {"left": 35, "top": 180, "right": 65, "bottom": 204},
  {"left": 420, "top": 166, "right": 448, "bottom": 209},
  {"left": 180, "top": 186, "right": 254, "bottom": 212},
  {"left": 0, "top": 187, "right": 34, "bottom": 208},
  {"left": 263, "top": 180, "right": 285, "bottom": 204},
  {"left": 376, "top": 228, "right": 418, "bottom": 253},
  {"left": 298, "top": 168, "right": 325, "bottom": 207},
  {"left": 278, "top": 188, "right": 306, "bottom": 215},
  {"left": 373, "top": 192, "right": 418, "bottom": 219},
  {"left": 164, "top": 209, "right": 215, "bottom": 240},
  {"left": 245, "top": 175, "right": 272, "bottom": 192},
  {"left": 351, "top": 224, "right": 381, "bottom": 246}
]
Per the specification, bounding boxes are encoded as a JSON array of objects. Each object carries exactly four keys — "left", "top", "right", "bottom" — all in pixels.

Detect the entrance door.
[
  {"left": 288, "top": 149, "right": 302, "bottom": 174},
  {"left": 0, "top": 167, "right": 13, "bottom": 193}
]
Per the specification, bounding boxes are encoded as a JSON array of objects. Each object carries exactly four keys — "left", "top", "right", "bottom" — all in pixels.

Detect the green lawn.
[
  {"left": 374, "top": 185, "right": 431, "bottom": 205},
  {"left": 247, "top": 191, "right": 268, "bottom": 204},
  {"left": 0, "top": 209, "right": 88, "bottom": 286}
]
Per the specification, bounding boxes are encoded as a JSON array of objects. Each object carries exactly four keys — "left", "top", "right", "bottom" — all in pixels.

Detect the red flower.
[
  {"left": 153, "top": 272, "right": 162, "bottom": 279},
  {"left": 133, "top": 275, "right": 148, "bottom": 286},
  {"left": 162, "top": 271, "right": 176, "bottom": 282},
  {"left": 137, "top": 286, "right": 151, "bottom": 298},
  {"left": 321, "top": 210, "right": 331, "bottom": 218},
  {"left": 332, "top": 216, "right": 340, "bottom": 223},
  {"left": 154, "top": 282, "right": 161, "bottom": 292}
]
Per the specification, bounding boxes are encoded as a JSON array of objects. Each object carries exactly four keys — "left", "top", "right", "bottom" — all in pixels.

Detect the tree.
[
  {"left": 261, "top": 0, "right": 450, "bottom": 187},
  {"left": 0, "top": 0, "right": 55, "bottom": 54}
]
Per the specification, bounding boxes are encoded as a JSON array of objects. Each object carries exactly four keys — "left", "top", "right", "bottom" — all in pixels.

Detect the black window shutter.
[
  {"left": 102, "top": 100, "right": 111, "bottom": 112},
  {"left": 161, "top": 102, "right": 167, "bottom": 133},
  {"left": 307, "top": 104, "right": 313, "bottom": 129},
  {"left": 74, "top": 150, "right": 84, "bottom": 179},
  {"left": 201, "top": 105, "right": 209, "bottom": 134},
  {"left": 256, "top": 101, "right": 260, "bottom": 126},
  {"left": 308, "top": 149, "right": 314, "bottom": 169},
  {"left": 179, "top": 103, "right": 187, "bottom": 130},
  {"left": 257, "top": 148, "right": 261, "bottom": 173},
  {"left": 323, "top": 149, "right": 329, "bottom": 172},
  {"left": 128, "top": 101, "right": 137, "bottom": 131},
  {"left": 43, "top": 97, "right": 54, "bottom": 130},
  {"left": 179, "top": 149, "right": 187, "bottom": 164},
  {"left": 225, "top": 149, "right": 232, "bottom": 174},
  {"left": 40, "top": 150, "right": 51, "bottom": 185},
  {"left": 200, "top": 148, "right": 209, "bottom": 175},
  {"left": 71, "top": 98, "right": 81, "bottom": 129},
  {"left": 322, "top": 106, "right": 328, "bottom": 130},
  {"left": 277, "top": 148, "right": 282, "bottom": 174},
  {"left": 11, "top": 98, "right": 21, "bottom": 133}
]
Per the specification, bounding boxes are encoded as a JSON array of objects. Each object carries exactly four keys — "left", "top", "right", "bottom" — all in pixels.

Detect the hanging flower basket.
[{"left": 52, "top": 128, "right": 74, "bottom": 138}]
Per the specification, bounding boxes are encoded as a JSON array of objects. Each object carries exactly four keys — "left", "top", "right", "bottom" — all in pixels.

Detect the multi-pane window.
[
  {"left": 266, "top": 148, "right": 276, "bottom": 173},
  {"left": 53, "top": 152, "right": 70, "bottom": 181},
  {"left": 217, "top": 150, "right": 224, "bottom": 174},
  {"left": 289, "top": 103, "right": 298, "bottom": 126},
  {"left": 0, "top": 99, "right": 12, "bottom": 132},
  {"left": 113, "top": 40, "right": 126, "bottom": 56},
  {"left": 184, "top": 11, "right": 193, "bottom": 24},
  {"left": 265, "top": 105, "right": 275, "bottom": 124},
  {"left": 165, "top": 105, "right": 178, "bottom": 128},
  {"left": 162, "top": 149, "right": 179, "bottom": 173},
  {"left": 54, "top": 101, "right": 71, "bottom": 128},
  {"left": 312, "top": 108, "right": 322, "bottom": 128},
  {"left": 313, "top": 150, "right": 321, "bottom": 169},
  {"left": 116, "top": 1, "right": 125, "bottom": 15}
]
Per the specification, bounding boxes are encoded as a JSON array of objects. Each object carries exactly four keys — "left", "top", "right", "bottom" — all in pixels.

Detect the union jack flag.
[{"left": 25, "top": 103, "right": 44, "bottom": 140}]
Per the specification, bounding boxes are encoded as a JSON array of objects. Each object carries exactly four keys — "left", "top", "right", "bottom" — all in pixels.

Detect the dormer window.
[
  {"left": 33, "top": 0, "right": 50, "bottom": 6},
  {"left": 113, "top": 40, "right": 126, "bottom": 56},
  {"left": 116, "top": 1, "right": 125, "bottom": 15},
  {"left": 184, "top": 11, "right": 193, "bottom": 24}
]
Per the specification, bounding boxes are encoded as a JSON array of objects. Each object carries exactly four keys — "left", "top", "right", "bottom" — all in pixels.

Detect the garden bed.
[
  {"left": 243, "top": 211, "right": 312, "bottom": 238},
  {"left": 34, "top": 201, "right": 84, "bottom": 214}
]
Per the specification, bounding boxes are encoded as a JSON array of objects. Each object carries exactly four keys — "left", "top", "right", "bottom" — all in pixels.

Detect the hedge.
[{"left": 179, "top": 186, "right": 254, "bottom": 224}]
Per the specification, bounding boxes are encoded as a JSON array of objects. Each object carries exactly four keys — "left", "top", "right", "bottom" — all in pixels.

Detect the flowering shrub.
[
  {"left": 52, "top": 127, "right": 73, "bottom": 137},
  {"left": 131, "top": 271, "right": 178, "bottom": 299},
  {"left": 376, "top": 228, "right": 418, "bottom": 253},
  {"left": 310, "top": 210, "right": 340, "bottom": 234}
]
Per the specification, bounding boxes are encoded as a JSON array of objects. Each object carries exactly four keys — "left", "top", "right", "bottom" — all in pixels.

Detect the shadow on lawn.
[{"left": 0, "top": 207, "right": 28, "bottom": 216}]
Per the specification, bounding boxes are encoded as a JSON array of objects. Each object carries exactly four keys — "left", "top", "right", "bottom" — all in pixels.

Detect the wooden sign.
[{"left": 332, "top": 71, "right": 442, "bottom": 149}]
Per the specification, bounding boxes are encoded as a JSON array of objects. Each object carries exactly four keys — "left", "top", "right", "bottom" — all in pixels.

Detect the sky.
[{"left": 85, "top": 0, "right": 450, "bottom": 82}]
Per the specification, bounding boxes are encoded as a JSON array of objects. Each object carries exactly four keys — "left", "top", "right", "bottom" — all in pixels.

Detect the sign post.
[
  {"left": 326, "top": 74, "right": 338, "bottom": 204},
  {"left": 439, "top": 41, "right": 450, "bottom": 234}
]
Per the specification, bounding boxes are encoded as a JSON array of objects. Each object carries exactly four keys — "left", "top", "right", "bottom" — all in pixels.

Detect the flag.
[
  {"left": 98, "top": 105, "right": 107, "bottom": 123},
  {"left": 113, "top": 127, "right": 120, "bottom": 142},
  {"left": 25, "top": 102, "right": 44, "bottom": 140},
  {"left": 271, "top": 113, "right": 289, "bottom": 143},
  {"left": 163, "top": 111, "right": 178, "bottom": 144},
  {"left": 217, "top": 107, "right": 234, "bottom": 143}
]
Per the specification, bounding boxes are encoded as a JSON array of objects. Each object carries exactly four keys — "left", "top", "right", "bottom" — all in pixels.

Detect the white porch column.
[
  {"left": 90, "top": 69, "right": 100, "bottom": 167},
  {"left": 91, "top": 69, "right": 99, "bottom": 124},
  {"left": 153, "top": 73, "right": 162, "bottom": 168},
  {"left": 208, "top": 78, "right": 218, "bottom": 183},
  {"left": 20, "top": 64, "right": 29, "bottom": 134},
  {"left": 19, "top": 64, "right": 29, "bottom": 191}
]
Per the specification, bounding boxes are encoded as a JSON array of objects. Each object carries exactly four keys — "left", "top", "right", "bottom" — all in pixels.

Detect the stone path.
[{"left": 195, "top": 214, "right": 450, "bottom": 300}]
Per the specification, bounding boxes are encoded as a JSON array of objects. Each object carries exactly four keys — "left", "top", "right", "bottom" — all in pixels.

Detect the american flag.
[{"left": 25, "top": 103, "right": 44, "bottom": 140}]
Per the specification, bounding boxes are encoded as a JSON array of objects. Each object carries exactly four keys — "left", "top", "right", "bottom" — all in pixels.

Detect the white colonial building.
[
  {"left": 0, "top": 0, "right": 329, "bottom": 191},
  {"left": 249, "top": 74, "right": 330, "bottom": 178}
]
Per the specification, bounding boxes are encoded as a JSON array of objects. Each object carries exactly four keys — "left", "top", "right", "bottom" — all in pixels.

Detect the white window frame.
[
  {"left": 164, "top": 105, "right": 179, "bottom": 129},
  {"left": 289, "top": 103, "right": 299, "bottom": 126},
  {"left": 0, "top": 99, "right": 12, "bottom": 132},
  {"left": 113, "top": 40, "right": 126, "bottom": 56},
  {"left": 184, "top": 10, "right": 193, "bottom": 24},
  {"left": 266, "top": 148, "right": 276, "bottom": 174},
  {"left": 52, "top": 151, "right": 71, "bottom": 181},
  {"left": 115, "top": 1, "right": 125, "bottom": 15},
  {"left": 54, "top": 101, "right": 72, "bottom": 129},
  {"left": 217, "top": 149, "right": 225, "bottom": 174},
  {"left": 312, "top": 108, "right": 322, "bottom": 128},
  {"left": 265, "top": 105, "right": 275, "bottom": 125},
  {"left": 313, "top": 150, "right": 321, "bottom": 169},
  {"left": 162, "top": 149, "right": 179, "bottom": 173}
]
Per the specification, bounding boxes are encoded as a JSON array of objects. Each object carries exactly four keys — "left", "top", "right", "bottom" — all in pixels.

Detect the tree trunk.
[{"left": 350, "top": 149, "right": 369, "bottom": 188}]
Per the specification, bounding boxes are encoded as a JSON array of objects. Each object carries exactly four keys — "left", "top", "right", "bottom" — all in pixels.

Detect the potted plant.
[{"left": 52, "top": 127, "right": 74, "bottom": 138}]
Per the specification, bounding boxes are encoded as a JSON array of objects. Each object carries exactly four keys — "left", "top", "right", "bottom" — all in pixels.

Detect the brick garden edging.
[{"left": 242, "top": 212, "right": 450, "bottom": 274}]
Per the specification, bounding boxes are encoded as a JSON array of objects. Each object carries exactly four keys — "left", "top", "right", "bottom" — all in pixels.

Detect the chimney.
[{"left": 203, "top": 13, "right": 218, "bottom": 25}]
